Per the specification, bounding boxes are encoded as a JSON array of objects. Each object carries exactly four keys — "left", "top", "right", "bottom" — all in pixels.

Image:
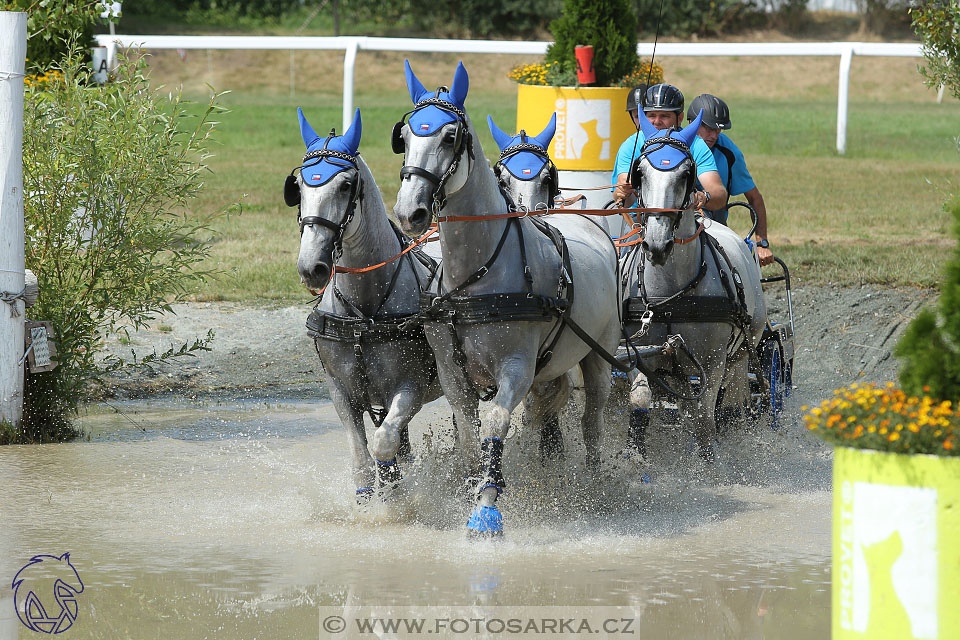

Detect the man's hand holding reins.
[{"left": 613, "top": 173, "right": 635, "bottom": 207}]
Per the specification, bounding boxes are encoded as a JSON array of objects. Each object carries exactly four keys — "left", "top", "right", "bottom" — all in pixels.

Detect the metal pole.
[
  {"left": 837, "top": 46, "right": 853, "bottom": 155},
  {"left": 0, "top": 11, "right": 27, "bottom": 429},
  {"left": 342, "top": 38, "right": 358, "bottom": 133}
]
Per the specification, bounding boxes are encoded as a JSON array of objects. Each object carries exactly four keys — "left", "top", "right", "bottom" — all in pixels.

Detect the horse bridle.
[
  {"left": 493, "top": 139, "right": 560, "bottom": 211},
  {"left": 283, "top": 135, "right": 363, "bottom": 257},
  {"left": 392, "top": 90, "right": 474, "bottom": 217},
  {"left": 630, "top": 134, "right": 697, "bottom": 233}
]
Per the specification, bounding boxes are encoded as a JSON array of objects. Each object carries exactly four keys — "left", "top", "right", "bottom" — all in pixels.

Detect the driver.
[
  {"left": 612, "top": 83, "right": 727, "bottom": 211},
  {"left": 686, "top": 93, "right": 774, "bottom": 267}
]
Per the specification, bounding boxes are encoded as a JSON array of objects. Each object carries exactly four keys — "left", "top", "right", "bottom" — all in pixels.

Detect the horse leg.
[
  {"left": 527, "top": 376, "right": 571, "bottom": 464},
  {"left": 328, "top": 381, "right": 376, "bottom": 504},
  {"left": 627, "top": 372, "right": 653, "bottom": 458},
  {"left": 368, "top": 387, "right": 424, "bottom": 491},
  {"left": 683, "top": 379, "right": 723, "bottom": 463},
  {"left": 469, "top": 357, "right": 535, "bottom": 537},
  {"left": 579, "top": 351, "right": 613, "bottom": 470}
]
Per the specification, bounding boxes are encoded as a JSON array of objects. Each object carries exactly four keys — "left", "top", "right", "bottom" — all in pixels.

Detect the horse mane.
[{"left": 461, "top": 112, "right": 508, "bottom": 215}]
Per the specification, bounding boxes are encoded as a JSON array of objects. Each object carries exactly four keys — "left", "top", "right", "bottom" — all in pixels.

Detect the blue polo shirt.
[
  {"left": 705, "top": 133, "right": 755, "bottom": 197},
  {"left": 698, "top": 133, "right": 755, "bottom": 224},
  {"left": 612, "top": 131, "right": 717, "bottom": 185}
]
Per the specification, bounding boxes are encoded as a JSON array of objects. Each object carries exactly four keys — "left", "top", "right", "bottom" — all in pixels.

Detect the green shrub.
[
  {"left": 1, "top": 1, "right": 102, "bottom": 70},
  {"left": 911, "top": 1, "right": 960, "bottom": 101},
  {"left": 895, "top": 198, "right": 960, "bottom": 402},
  {"left": 546, "top": 0, "right": 638, "bottom": 87},
  {"left": 17, "top": 50, "right": 228, "bottom": 443}
]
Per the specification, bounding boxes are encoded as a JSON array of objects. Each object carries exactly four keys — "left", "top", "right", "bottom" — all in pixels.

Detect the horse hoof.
[
  {"left": 356, "top": 487, "right": 375, "bottom": 506},
  {"left": 466, "top": 505, "right": 503, "bottom": 537},
  {"left": 376, "top": 458, "right": 402, "bottom": 487}
]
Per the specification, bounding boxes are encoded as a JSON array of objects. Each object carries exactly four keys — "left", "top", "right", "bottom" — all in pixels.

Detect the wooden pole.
[{"left": 0, "top": 11, "right": 27, "bottom": 428}]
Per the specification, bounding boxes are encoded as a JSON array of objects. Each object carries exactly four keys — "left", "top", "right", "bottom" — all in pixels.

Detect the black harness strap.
[{"left": 310, "top": 222, "right": 439, "bottom": 428}]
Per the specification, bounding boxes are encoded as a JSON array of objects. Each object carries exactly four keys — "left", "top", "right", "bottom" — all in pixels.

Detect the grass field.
[{"left": 141, "top": 50, "right": 960, "bottom": 302}]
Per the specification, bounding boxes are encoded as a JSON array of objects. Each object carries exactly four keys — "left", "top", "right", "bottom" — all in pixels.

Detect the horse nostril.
[
  {"left": 409, "top": 208, "right": 429, "bottom": 230},
  {"left": 311, "top": 262, "right": 331, "bottom": 285}
]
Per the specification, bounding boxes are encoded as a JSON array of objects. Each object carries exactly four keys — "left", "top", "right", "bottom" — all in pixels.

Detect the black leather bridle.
[
  {"left": 283, "top": 136, "right": 362, "bottom": 257},
  {"left": 630, "top": 134, "right": 697, "bottom": 232},
  {"left": 392, "top": 91, "right": 474, "bottom": 217},
  {"left": 493, "top": 140, "right": 560, "bottom": 210}
]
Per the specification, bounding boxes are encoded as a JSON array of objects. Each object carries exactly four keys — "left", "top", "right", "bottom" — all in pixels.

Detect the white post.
[
  {"left": 837, "top": 46, "right": 853, "bottom": 155},
  {"left": 342, "top": 38, "right": 358, "bottom": 133},
  {"left": 0, "top": 11, "right": 27, "bottom": 428}
]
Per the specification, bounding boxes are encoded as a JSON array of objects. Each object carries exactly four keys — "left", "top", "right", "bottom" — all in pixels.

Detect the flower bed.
[{"left": 804, "top": 382, "right": 958, "bottom": 455}]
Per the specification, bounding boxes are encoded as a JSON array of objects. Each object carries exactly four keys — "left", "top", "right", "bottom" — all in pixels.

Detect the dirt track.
[{"left": 101, "top": 284, "right": 935, "bottom": 405}]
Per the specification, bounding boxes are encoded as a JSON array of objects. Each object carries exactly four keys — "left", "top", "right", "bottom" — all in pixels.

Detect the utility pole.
[{"left": 0, "top": 11, "right": 27, "bottom": 429}]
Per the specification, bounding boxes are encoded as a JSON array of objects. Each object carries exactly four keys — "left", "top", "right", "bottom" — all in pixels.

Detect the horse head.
[
  {"left": 487, "top": 113, "right": 558, "bottom": 212},
  {"left": 393, "top": 60, "right": 473, "bottom": 236},
  {"left": 287, "top": 107, "right": 363, "bottom": 290},
  {"left": 632, "top": 110, "right": 703, "bottom": 266}
]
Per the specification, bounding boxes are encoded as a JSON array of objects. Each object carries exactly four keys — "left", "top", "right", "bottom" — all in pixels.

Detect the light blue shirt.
[
  {"left": 612, "top": 132, "right": 717, "bottom": 185},
  {"left": 703, "top": 133, "right": 755, "bottom": 197}
]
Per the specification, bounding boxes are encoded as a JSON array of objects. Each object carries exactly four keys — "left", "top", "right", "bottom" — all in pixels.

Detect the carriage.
[
  {"left": 616, "top": 199, "right": 796, "bottom": 432},
  {"left": 289, "top": 60, "right": 798, "bottom": 535}
]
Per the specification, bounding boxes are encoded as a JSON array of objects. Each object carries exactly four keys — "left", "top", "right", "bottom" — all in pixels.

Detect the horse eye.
[
  {"left": 443, "top": 131, "right": 457, "bottom": 145},
  {"left": 339, "top": 179, "right": 352, "bottom": 193}
]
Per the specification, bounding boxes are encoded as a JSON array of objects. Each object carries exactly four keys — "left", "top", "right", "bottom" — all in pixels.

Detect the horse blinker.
[
  {"left": 391, "top": 121, "right": 405, "bottom": 154},
  {"left": 284, "top": 174, "right": 300, "bottom": 207}
]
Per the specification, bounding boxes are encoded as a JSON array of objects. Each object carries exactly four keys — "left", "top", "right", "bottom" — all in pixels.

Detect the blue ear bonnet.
[
  {"left": 297, "top": 107, "right": 360, "bottom": 186},
  {"left": 639, "top": 109, "right": 702, "bottom": 172},
  {"left": 643, "top": 129, "right": 693, "bottom": 171},
  {"left": 409, "top": 102, "right": 459, "bottom": 137},
  {"left": 500, "top": 135, "right": 548, "bottom": 181},
  {"left": 301, "top": 140, "right": 356, "bottom": 186},
  {"left": 403, "top": 60, "right": 469, "bottom": 136},
  {"left": 487, "top": 113, "right": 556, "bottom": 181}
]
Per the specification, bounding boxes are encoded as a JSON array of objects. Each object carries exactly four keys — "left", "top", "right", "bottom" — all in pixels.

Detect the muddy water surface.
[{"left": 0, "top": 397, "right": 831, "bottom": 639}]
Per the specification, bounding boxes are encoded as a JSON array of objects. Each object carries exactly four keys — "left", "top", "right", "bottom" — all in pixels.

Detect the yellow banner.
[
  {"left": 516, "top": 85, "right": 634, "bottom": 172},
  {"left": 833, "top": 446, "right": 960, "bottom": 639}
]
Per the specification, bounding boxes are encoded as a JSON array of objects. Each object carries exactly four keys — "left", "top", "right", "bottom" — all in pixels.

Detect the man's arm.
[
  {"left": 696, "top": 170, "right": 727, "bottom": 210},
  {"left": 744, "top": 186, "right": 774, "bottom": 266},
  {"left": 613, "top": 172, "right": 635, "bottom": 205}
]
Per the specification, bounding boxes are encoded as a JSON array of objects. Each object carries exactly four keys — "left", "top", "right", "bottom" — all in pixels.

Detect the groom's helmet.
[{"left": 643, "top": 83, "right": 684, "bottom": 116}]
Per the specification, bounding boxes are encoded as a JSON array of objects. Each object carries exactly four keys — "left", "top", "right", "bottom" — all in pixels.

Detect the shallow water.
[{"left": 0, "top": 396, "right": 831, "bottom": 639}]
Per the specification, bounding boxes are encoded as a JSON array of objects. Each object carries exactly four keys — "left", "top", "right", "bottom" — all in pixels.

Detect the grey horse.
[
  {"left": 392, "top": 61, "right": 622, "bottom": 535},
  {"left": 290, "top": 107, "right": 442, "bottom": 502},
  {"left": 620, "top": 111, "right": 767, "bottom": 461}
]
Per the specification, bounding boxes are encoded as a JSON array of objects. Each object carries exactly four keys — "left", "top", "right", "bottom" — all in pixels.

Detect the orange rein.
[
  {"left": 306, "top": 224, "right": 438, "bottom": 295},
  {"left": 306, "top": 205, "right": 704, "bottom": 295},
  {"left": 435, "top": 205, "right": 705, "bottom": 248}
]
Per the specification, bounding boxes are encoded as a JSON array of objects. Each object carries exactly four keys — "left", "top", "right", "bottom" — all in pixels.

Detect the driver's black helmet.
[
  {"left": 687, "top": 93, "right": 732, "bottom": 130},
  {"left": 643, "top": 83, "right": 684, "bottom": 114},
  {"left": 625, "top": 85, "right": 648, "bottom": 113}
]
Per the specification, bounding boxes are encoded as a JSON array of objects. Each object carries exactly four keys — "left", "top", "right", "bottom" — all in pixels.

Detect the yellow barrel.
[
  {"left": 832, "top": 446, "right": 960, "bottom": 639},
  {"left": 516, "top": 85, "right": 634, "bottom": 172}
]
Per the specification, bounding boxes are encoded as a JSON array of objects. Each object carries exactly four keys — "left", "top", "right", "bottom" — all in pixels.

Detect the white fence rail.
[{"left": 94, "top": 35, "right": 924, "bottom": 155}]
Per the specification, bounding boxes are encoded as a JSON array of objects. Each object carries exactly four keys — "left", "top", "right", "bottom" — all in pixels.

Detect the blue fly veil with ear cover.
[
  {"left": 487, "top": 113, "right": 559, "bottom": 208},
  {"left": 393, "top": 60, "right": 472, "bottom": 155},
  {"left": 297, "top": 107, "right": 362, "bottom": 186},
  {"left": 630, "top": 109, "right": 704, "bottom": 204}
]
